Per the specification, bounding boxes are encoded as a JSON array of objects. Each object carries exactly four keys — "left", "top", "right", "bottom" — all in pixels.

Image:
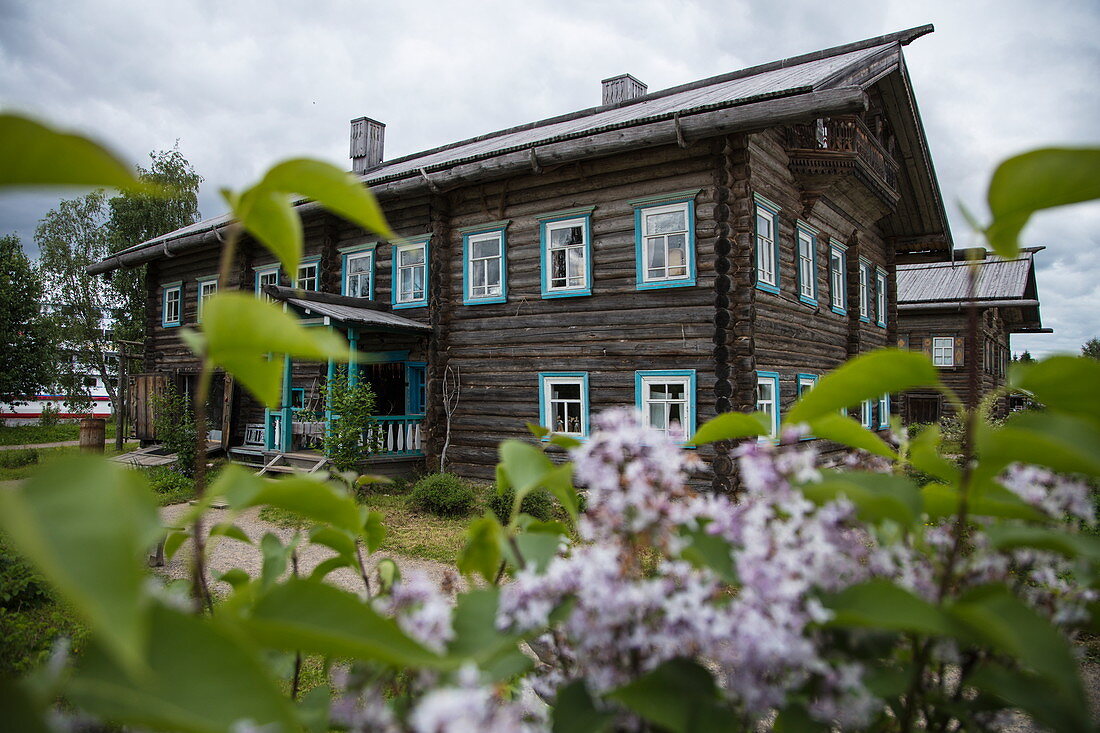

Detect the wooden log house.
[
  {"left": 90, "top": 25, "right": 956, "bottom": 490},
  {"left": 896, "top": 247, "right": 1050, "bottom": 423}
]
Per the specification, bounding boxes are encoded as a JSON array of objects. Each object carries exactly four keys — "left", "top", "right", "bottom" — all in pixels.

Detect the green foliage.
[
  {"left": 150, "top": 382, "right": 197, "bottom": 476},
  {"left": 142, "top": 465, "right": 195, "bottom": 505},
  {"left": 408, "top": 472, "right": 476, "bottom": 518},
  {"left": 0, "top": 113, "right": 141, "bottom": 190},
  {"left": 37, "top": 404, "right": 59, "bottom": 428},
  {"left": 0, "top": 448, "right": 38, "bottom": 469},
  {"left": 687, "top": 411, "right": 770, "bottom": 445},
  {"left": 488, "top": 485, "right": 555, "bottom": 522},
  {"left": 457, "top": 515, "right": 504, "bottom": 584},
  {"left": 0, "top": 235, "right": 57, "bottom": 405},
  {"left": 321, "top": 371, "right": 380, "bottom": 472},
  {"left": 1083, "top": 338, "right": 1100, "bottom": 361}
]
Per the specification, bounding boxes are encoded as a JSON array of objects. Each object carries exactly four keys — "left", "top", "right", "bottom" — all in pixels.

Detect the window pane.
[
  {"left": 649, "top": 403, "right": 666, "bottom": 430},
  {"left": 486, "top": 258, "right": 500, "bottom": 287},
  {"left": 401, "top": 247, "right": 424, "bottom": 266},
  {"left": 647, "top": 210, "right": 685, "bottom": 234},
  {"left": 349, "top": 255, "right": 370, "bottom": 273},
  {"left": 756, "top": 214, "right": 771, "bottom": 239},
  {"left": 666, "top": 383, "right": 684, "bottom": 400},
  {"left": 551, "top": 225, "right": 583, "bottom": 247},
  {"left": 551, "top": 249, "right": 566, "bottom": 282},
  {"left": 647, "top": 239, "right": 665, "bottom": 269},
  {"left": 473, "top": 238, "right": 499, "bottom": 259},
  {"left": 551, "top": 383, "right": 580, "bottom": 400},
  {"left": 566, "top": 247, "right": 585, "bottom": 279},
  {"left": 650, "top": 383, "right": 668, "bottom": 399}
]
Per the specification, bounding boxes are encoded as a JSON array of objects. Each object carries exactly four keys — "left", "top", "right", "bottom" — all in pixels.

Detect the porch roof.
[{"left": 267, "top": 286, "right": 431, "bottom": 334}]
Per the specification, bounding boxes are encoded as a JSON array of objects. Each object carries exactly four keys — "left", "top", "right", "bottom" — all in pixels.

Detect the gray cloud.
[{"left": 2, "top": 0, "right": 1097, "bottom": 354}]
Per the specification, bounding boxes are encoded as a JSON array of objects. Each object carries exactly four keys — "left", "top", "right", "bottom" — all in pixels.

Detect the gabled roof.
[{"left": 90, "top": 25, "right": 947, "bottom": 274}]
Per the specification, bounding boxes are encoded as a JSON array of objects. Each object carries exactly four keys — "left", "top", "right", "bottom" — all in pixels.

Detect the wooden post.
[{"left": 116, "top": 349, "right": 127, "bottom": 452}]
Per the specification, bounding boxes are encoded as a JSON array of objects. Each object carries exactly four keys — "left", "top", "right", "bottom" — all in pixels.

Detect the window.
[
  {"left": 829, "top": 246, "right": 846, "bottom": 314},
  {"left": 933, "top": 337, "right": 954, "bottom": 367},
  {"left": 393, "top": 239, "right": 429, "bottom": 309},
  {"left": 291, "top": 388, "right": 306, "bottom": 410},
  {"left": 754, "top": 195, "right": 781, "bottom": 293},
  {"left": 406, "top": 363, "right": 427, "bottom": 415},
  {"left": 197, "top": 276, "right": 218, "bottom": 322},
  {"left": 875, "top": 267, "right": 887, "bottom": 327},
  {"left": 796, "top": 223, "right": 817, "bottom": 304},
  {"left": 859, "top": 258, "right": 871, "bottom": 322},
  {"left": 633, "top": 196, "right": 696, "bottom": 289},
  {"left": 539, "top": 208, "right": 594, "bottom": 297},
  {"left": 162, "top": 283, "right": 182, "bottom": 327},
  {"left": 756, "top": 372, "right": 781, "bottom": 438},
  {"left": 861, "top": 399, "right": 875, "bottom": 428},
  {"left": 255, "top": 266, "right": 279, "bottom": 298},
  {"left": 461, "top": 224, "right": 508, "bottom": 304},
  {"left": 539, "top": 373, "right": 589, "bottom": 437},
  {"left": 636, "top": 370, "right": 696, "bottom": 441},
  {"left": 878, "top": 393, "right": 891, "bottom": 429},
  {"left": 341, "top": 245, "right": 375, "bottom": 299},
  {"left": 797, "top": 374, "right": 817, "bottom": 398},
  {"left": 297, "top": 260, "right": 319, "bottom": 291}
]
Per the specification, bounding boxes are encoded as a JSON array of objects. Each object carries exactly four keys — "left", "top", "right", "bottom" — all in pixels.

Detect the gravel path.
[
  {"left": 0, "top": 440, "right": 81, "bottom": 451},
  {"left": 158, "top": 503, "right": 463, "bottom": 595}
]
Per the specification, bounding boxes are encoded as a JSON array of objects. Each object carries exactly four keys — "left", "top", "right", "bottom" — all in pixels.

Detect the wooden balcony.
[{"left": 785, "top": 116, "right": 900, "bottom": 210}]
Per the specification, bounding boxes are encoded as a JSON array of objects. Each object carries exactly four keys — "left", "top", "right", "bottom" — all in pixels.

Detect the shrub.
[
  {"left": 408, "top": 473, "right": 475, "bottom": 518},
  {"left": 151, "top": 384, "right": 197, "bottom": 477},
  {"left": 317, "top": 371, "right": 380, "bottom": 472},
  {"left": 38, "top": 403, "right": 59, "bottom": 427},
  {"left": 488, "top": 486, "right": 554, "bottom": 523},
  {"left": 143, "top": 466, "right": 195, "bottom": 505},
  {"left": 0, "top": 448, "right": 37, "bottom": 469},
  {"left": 0, "top": 537, "right": 51, "bottom": 611}
]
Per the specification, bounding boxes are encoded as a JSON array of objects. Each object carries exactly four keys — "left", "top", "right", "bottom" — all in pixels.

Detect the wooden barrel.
[{"left": 79, "top": 417, "right": 106, "bottom": 453}]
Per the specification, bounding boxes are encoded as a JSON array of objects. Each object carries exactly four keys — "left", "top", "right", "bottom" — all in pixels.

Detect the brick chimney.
[
  {"left": 350, "top": 117, "right": 385, "bottom": 174},
  {"left": 601, "top": 74, "right": 647, "bottom": 105}
]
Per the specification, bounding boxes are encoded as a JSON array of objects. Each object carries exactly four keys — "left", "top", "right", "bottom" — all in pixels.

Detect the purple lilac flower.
[{"left": 372, "top": 569, "right": 454, "bottom": 653}]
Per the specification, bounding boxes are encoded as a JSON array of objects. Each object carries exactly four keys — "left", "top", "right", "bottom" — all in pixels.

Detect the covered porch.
[{"left": 232, "top": 286, "right": 431, "bottom": 470}]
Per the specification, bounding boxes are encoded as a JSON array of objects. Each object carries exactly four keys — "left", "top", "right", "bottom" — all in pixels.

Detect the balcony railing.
[
  {"left": 366, "top": 415, "right": 424, "bottom": 457},
  {"left": 785, "top": 116, "right": 899, "bottom": 194}
]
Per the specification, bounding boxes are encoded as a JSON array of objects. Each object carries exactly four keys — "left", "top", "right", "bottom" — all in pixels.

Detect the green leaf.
[
  {"left": 907, "top": 425, "right": 961, "bottom": 484},
  {"left": 0, "top": 677, "right": 51, "bottom": 733},
  {"left": 804, "top": 413, "right": 896, "bottom": 458},
  {"left": 553, "top": 679, "right": 613, "bottom": 733},
  {"left": 209, "top": 522, "right": 252, "bottom": 544},
  {"left": 801, "top": 471, "right": 921, "bottom": 526},
  {"left": 297, "top": 683, "right": 332, "bottom": 733},
  {"left": 970, "top": 664, "right": 1090, "bottom": 733},
  {"left": 679, "top": 527, "right": 738, "bottom": 584},
  {"left": 607, "top": 658, "right": 736, "bottom": 732},
  {"left": 232, "top": 184, "right": 304, "bottom": 277},
  {"left": 259, "top": 158, "right": 394, "bottom": 242},
  {"left": 376, "top": 558, "right": 399, "bottom": 592},
  {"left": 949, "top": 585, "right": 1087, "bottom": 717},
  {"left": 823, "top": 579, "right": 957, "bottom": 636},
  {"left": 549, "top": 434, "right": 583, "bottom": 450},
  {"left": 688, "top": 411, "right": 770, "bottom": 445},
  {"left": 234, "top": 474, "right": 362, "bottom": 533},
  {"left": 309, "top": 526, "right": 358, "bottom": 559},
  {"left": 526, "top": 422, "right": 550, "bottom": 440},
  {"left": 921, "top": 482, "right": 1046, "bottom": 522},
  {"left": 200, "top": 292, "right": 352, "bottom": 408},
  {"left": 985, "top": 148, "right": 1100, "bottom": 258},
  {"left": 774, "top": 704, "right": 830, "bottom": 733},
  {"left": 66, "top": 604, "right": 297, "bottom": 733},
  {"left": 214, "top": 568, "right": 252, "bottom": 591},
  {"left": 245, "top": 577, "right": 444, "bottom": 667},
  {"left": 260, "top": 533, "right": 291, "bottom": 589},
  {"left": 362, "top": 509, "right": 386, "bottom": 554},
  {"left": 513, "top": 529, "right": 563, "bottom": 573},
  {"left": 977, "top": 411, "right": 1100, "bottom": 479},
  {"left": 457, "top": 515, "right": 504, "bottom": 584},
  {"left": 310, "top": 556, "right": 354, "bottom": 581},
  {"left": 1010, "top": 355, "right": 1100, "bottom": 424},
  {"left": 163, "top": 529, "right": 189, "bottom": 562},
  {"left": 985, "top": 524, "right": 1100, "bottom": 562},
  {"left": 785, "top": 350, "right": 940, "bottom": 425},
  {"left": 446, "top": 586, "right": 528, "bottom": 681},
  {"left": 543, "top": 463, "right": 580, "bottom": 525},
  {"left": 0, "top": 113, "right": 141, "bottom": 190},
  {"left": 499, "top": 439, "right": 555, "bottom": 506},
  {"left": 0, "top": 456, "right": 160, "bottom": 674}
]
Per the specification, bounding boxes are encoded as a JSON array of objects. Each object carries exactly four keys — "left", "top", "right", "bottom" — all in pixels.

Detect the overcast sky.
[{"left": 1, "top": 0, "right": 1097, "bottom": 356}]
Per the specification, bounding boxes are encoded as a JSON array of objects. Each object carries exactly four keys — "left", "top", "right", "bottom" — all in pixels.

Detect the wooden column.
[{"left": 424, "top": 192, "right": 452, "bottom": 472}]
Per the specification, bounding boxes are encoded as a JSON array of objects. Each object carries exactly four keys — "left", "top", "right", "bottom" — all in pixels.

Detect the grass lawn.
[
  {"left": 0, "top": 421, "right": 117, "bottom": 446},
  {"left": 0, "top": 443, "right": 138, "bottom": 482}
]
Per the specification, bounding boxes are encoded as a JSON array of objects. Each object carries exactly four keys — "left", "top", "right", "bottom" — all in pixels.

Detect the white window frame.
[
  {"left": 875, "top": 267, "right": 887, "bottom": 328},
  {"left": 541, "top": 214, "right": 592, "bottom": 296},
  {"left": 393, "top": 239, "right": 429, "bottom": 308},
  {"left": 829, "top": 246, "right": 846, "bottom": 314},
  {"left": 933, "top": 337, "right": 955, "bottom": 367},
  {"left": 162, "top": 283, "right": 182, "bottom": 327},
  {"left": 463, "top": 227, "right": 508, "bottom": 304},
  {"left": 636, "top": 370, "right": 696, "bottom": 442},
  {"left": 342, "top": 247, "right": 375, "bottom": 299},
  {"left": 878, "top": 393, "right": 891, "bottom": 429},
  {"left": 754, "top": 196, "right": 780, "bottom": 292},
  {"left": 539, "top": 373, "right": 589, "bottom": 438},
  {"left": 255, "top": 265, "right": 279, "bottom": 299},
  {"left": 861, "top": 399, "right": 875, "bottom": 429},
  {"left": 197, "top": 276, "right": 218, "bottom": 322},
  {"left": 637, "top": 201, "right": 693, "bottom": 286},
  {"left": 859, "top": 258, "right": 871, "bottom": 322},
  {"left": 756, "top": 372, "right": 781, "bottom": 439},
  {"left": 796, "top": 224, "right": 817, "bottom": 304},
  {"left": 297, "top": 260, "right": 319, "bottom": 291}
]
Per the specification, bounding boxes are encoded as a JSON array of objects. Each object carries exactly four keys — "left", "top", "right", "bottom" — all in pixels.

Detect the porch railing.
[
  {"left": 785, "top": 115, "right": 899, "bottom": 192},
  {"left": 366, "top": 415, "right": 424, "bottom": 457}
]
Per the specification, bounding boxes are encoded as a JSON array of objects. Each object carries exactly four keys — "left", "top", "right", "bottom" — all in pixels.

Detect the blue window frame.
[
  {"left": 254, "top": 264, "right": 279, "bottom": 297},
  {"left": 161, "top": 282, "right": 182, "bottom": 327},
  {"left": 756, "top": 371, "right": 781, "bottom": 438},
  {"left": 291, "top": 388, "right": 306, "bottom": 410},
  {"left": 859, "top": 257, "right": 872, "bottom": 323},
  {"left": 829, "top": 244, "right": 847, "bottom": 315},
  {"left": 538, "top": 207, "right": 595, "bottom": 298},
  {"left": 875, "top": 267, "right": 888, "bottom": 328},
  {"left": 878, "top": 393, "right": 891, "bottom": 429},
  {"left": 796, "top": 222, "right": 817, "bottom": 305},
  {"left": 635, "top": 369, "right": 696, "bottom": 441},
  {"left": 861, "top": 399, "right": 875, "bottom": 428},
  {"left": 796, "top": 373, "right": 818, "bottom": 439},
  {"left": 406, "top": 362, "right": 427, "bottom": 415},
  {"left": 460, "top": 221, "right": 509, "bottom": 304},
  {"left": 392, "top": 238, "right": 429, "bottom": 309},
  {"left": 297, "top": 257, "right": 320, "bottom": 291},
  {"left": 754, "top": 194, "right": 781, "bottom": 294},
  {"left": 539, "top": 372, "right": 590, "bottom": 438},
  {"left": 630, "top": 190, "right": 698, "bottom": 290},
  {"left": 196, "top": 275, "right": 218, "bottom": 323},
  {"left": 340, "top": 244, "right": 376, "bottom": 299}
]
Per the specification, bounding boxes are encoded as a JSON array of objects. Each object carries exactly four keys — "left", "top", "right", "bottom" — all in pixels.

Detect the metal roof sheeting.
[
  {"left": 285, "top": 298, "right": 431, "bottom": 333},
  {"left": 897, "top": 256, "right": 1032, "bottom": 304}
]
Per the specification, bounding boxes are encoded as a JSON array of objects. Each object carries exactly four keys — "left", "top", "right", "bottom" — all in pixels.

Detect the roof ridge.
[{"left": 366, "top": 25, "right": 932, "bottom": 176}]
